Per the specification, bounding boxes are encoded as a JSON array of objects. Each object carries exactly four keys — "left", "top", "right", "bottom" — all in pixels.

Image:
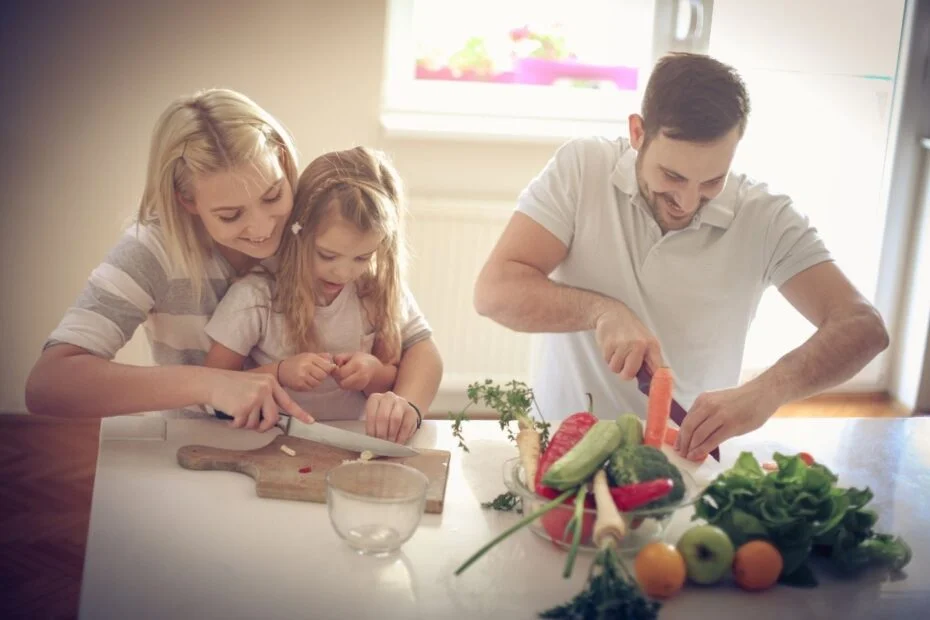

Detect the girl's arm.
[
  {"left": 363, "top": 362, "right": 398, "bottom": 396},
  {"left": 204, "top": 340, "right": 279, "bottom": 377}
]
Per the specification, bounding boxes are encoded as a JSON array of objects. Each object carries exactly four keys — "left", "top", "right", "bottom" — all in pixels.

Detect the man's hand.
[
  {"left": 333, "top": 352, "right": 382, "bottom": 391},
  {"left": 594, "top": 305, "right": 664, "bottom": 379},
  {"left": 278, "top": 353, "right": 335, "bottom": 391},
  {"left": 676, "top": 383, "right": 780, "bottom": 459}
]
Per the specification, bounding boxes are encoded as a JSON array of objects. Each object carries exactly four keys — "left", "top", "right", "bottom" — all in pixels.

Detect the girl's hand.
[
  {"left": 206, "top": 369, "right": 314, "bottom": 432},
  {"left": 332, "top": 352, "right": 382, "bottom": 391},
  {"left": 363, "top": 391, "right": 419, "bottom": 444},
  {"left": 278, "top": 353, "right": 336, "bottom": 391}
]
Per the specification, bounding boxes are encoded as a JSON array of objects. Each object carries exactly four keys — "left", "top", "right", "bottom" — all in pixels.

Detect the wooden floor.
[{"left": 0, "top": 394, "right": 913, "bottom": 619}]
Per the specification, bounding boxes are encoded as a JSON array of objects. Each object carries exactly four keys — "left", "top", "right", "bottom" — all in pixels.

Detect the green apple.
[{"left": 676, "top": 524, "right": 735, "bottom": 585}]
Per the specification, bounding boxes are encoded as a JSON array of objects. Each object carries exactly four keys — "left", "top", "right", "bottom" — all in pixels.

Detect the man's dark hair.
[{"left": 641, "top": 53, "right": 750, "bottom": 144}]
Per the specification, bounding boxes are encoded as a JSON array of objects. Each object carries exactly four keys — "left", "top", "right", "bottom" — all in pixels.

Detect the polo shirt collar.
[{"left": 610, "top": 142, "right": 736, "bottom": 230}]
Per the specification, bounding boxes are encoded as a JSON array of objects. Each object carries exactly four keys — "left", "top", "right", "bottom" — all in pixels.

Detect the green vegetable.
[
  {"left": 456, "top": 488, "right": 575, "bottom": 575},
  {"left": 539, "top": 544, "right": 660, "bottom": 620},
  {"left": 481, "top": 491, "right": 521, "bottom": 512},
  {"left": 614, "top": 413, "right": 643, "bottom": 448},
  {"left": 449, "top": 379, "right": 551, "bottom": 453},
  {"left": 606, "top": 445, "right": 685, "bottom": 509},
  {"left": 694, "top": 451, "right": 912, "bottom": 585},
  {"left": 542, "top": 421, "right": 624, "bottom": 490}
]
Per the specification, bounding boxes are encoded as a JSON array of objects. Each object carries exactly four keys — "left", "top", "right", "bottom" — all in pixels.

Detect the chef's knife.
[
  {"left": 213, "top": 410, "right": 419, "bottom": 458},
  {"left": 635, "top": 366, "right": 720, "bottom": 462}
]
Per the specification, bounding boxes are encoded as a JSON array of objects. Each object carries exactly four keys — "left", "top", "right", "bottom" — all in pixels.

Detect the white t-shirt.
[
  {"left": 518, "top": 137, "right": 832, "bottom": 421},
  {"left": 205, "top": 275, "right": 432, "bottom": 421}
]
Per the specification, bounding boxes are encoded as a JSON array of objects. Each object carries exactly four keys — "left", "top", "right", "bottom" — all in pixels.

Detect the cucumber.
[{"left": 541, "top": 420, "right": 624, "bottom": 490}]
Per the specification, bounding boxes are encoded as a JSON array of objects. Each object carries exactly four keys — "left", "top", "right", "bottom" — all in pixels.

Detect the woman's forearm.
[
  {"left": 25, "top": 344, "right": 212, "bottom": 417},
  {"left": 391, "top": 338, "right": 443, "bottom": 414}
]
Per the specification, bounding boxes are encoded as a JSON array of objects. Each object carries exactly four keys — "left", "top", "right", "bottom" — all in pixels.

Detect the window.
[{"left": 382, "top": 0, "right": 715, "bottom": 141}]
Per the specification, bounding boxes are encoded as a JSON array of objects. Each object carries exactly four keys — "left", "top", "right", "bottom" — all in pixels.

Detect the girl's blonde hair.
[
  {"left": 276, "top": 147, "right": 408, "bottom": 364},
  {"left": 137, "top": 88, "right": 298, "bottom": 298}
]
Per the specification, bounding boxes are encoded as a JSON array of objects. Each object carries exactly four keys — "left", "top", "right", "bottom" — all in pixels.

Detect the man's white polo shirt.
[{"left": 517, "top": 137, "right": 832, "bottom": 421}]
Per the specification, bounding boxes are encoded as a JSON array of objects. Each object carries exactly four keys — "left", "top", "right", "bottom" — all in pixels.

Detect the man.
[{"left": 473, "top": 53, "right": 888, "bottom": 460}]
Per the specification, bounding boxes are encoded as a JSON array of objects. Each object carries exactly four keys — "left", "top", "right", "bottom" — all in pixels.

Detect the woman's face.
[{"left": 185, "top": 152, "right": 293, "bottom": 269}]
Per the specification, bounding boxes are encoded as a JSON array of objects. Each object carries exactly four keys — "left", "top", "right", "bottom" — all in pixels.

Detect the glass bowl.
[
  {"left": 326, "top": 461, "right": 428, "bottom": 556},
  {"left": 502, "top": 457, "right": 702, "bottom": 554}
]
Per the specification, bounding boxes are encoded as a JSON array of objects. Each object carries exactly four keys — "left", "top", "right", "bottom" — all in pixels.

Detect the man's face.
[{"left": 630, "top": 116, "right": 741, "bottom": 232}]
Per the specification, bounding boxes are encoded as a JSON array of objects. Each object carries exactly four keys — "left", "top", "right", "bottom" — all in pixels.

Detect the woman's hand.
[
  {"left": 278, "top": 353, "right": 336, "bottom": 391},
  {"left": 363, "top": 391, "right": 419, "bottom": 444},
  {"left": 205, "top": 369, "right": 314, "bottom": 432}
]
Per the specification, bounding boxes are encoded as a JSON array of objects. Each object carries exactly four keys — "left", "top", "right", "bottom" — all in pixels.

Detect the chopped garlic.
[
  {"left": 280, "top": 444, "right": 296, "bottom": 457},
  {"left": 359, "top": 450, "right": 374, "bottom": 462}
]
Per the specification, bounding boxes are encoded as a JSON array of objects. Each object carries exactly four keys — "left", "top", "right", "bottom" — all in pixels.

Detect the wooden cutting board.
[{"left": 176, "top": 435, "right": 451, "bottom": 514}]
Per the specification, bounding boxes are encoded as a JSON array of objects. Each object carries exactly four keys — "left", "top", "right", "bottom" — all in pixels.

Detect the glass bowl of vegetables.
[{"left": 502, "top": 450, "right": 703, "bottom": 555}]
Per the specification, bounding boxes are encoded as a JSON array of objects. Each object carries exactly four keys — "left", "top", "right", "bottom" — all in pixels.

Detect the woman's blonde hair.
[
  {"left": 276, "top": 147, "right": 408, "bottom": 364},
  {"left": 137, "top": 88, "right": 298, "bottom": 299}
]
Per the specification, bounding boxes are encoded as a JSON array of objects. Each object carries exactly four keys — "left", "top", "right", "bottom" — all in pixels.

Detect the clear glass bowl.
[
  {"left": 502, "top": 457, "right": 702, "bottom": 554},
  {"left": 326, "top": 461, "right": 428, "bottom": 556}
]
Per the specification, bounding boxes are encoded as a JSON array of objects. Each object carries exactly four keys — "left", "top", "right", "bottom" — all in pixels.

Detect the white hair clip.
[{"left": 291, "top": 222, "right": 303, "bottom": 235}]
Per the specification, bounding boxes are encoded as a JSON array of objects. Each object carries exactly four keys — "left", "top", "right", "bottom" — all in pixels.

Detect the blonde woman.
[
  {"left": 204, "top": 147, "right": 443, "bottom": 444},
  {"left": 26, "top": 89, "right": 313, "bottom": 431}
]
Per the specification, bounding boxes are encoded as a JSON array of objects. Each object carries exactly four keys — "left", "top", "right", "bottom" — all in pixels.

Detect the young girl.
[
  {"left": 204, "top": 147, "right": 443, "bottom": 444},
  {"left": 25, "top": 88, "right": 313, "bottom": 431}
]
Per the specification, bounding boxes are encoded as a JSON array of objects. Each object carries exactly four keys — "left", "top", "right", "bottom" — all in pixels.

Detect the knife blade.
[
  {"left": 635, "top": 366, "right": 720, "bottom": 462},
  {"left": 211, "top": 409, "right": 419, "bottom": 458},
  {"left": 281, "top": 415, "right": 419, "bottom": 458}
]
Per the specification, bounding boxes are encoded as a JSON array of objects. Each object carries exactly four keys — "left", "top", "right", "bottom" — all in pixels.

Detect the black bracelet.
[{"left": 407, "top": 400, "right": 423, "bottom": 430}]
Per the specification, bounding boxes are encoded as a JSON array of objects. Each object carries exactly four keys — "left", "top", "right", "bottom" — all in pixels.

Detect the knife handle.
[{"left": 213, "top": 409, "right": 288, "bottom": 432}]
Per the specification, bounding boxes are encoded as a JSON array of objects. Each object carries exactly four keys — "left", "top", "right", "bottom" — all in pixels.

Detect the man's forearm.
[
  {"left": 475, "top": 261, "right": 624, "bottom": 333},
  {"left": 751, "top": 304, "right": 889, "bottom": 406}
]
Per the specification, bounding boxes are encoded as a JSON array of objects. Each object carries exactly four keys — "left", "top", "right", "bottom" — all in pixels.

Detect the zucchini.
[{"left": 541, "top": 420, "right": 624, "bottom": 490}]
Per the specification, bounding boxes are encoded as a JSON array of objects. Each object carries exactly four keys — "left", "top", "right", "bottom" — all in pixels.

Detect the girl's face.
[
  {"left": 185, "top": 152, "right": 293, "bottom": 270},
  {"left": 311, "top": 210, "right": 383, "bottom": 305}
]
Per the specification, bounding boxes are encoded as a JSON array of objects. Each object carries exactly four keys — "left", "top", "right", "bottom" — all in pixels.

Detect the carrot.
[
  {"left": 663, "top": 426, "right": 679, "bottom": 447},
  {"left": 644, "top": 367, "right": 673, "bottom": 448}
]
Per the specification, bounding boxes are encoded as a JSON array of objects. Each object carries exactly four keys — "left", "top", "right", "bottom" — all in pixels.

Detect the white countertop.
[{"left": 80, "top": 416, "right": 930, "bottom": 619}]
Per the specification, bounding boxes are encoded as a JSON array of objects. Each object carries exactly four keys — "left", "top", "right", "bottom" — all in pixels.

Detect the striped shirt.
[{"left": 45, "top": 223, "right": 237, "bottom": 369}]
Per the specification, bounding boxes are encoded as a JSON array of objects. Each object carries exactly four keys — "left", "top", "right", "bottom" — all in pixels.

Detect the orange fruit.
[
  {"left": 634, "top": 542, "right": 687, "bottom": 599},
  {"left": 732, "top": 540, "right": 783, "bottom": 591}
]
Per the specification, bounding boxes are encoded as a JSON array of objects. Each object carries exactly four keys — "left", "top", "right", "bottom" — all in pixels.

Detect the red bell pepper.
[
  {"left": 535, "top": 410, "right": 599, "bottom": 544},
  {"left": 610, "top": 478, "right": 673, "bottom": 511}
]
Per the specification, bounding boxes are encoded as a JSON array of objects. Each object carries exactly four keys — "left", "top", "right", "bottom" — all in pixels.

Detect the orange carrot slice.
[{"left": 644, "top": 367, "right": 673, "bottom": 448}]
